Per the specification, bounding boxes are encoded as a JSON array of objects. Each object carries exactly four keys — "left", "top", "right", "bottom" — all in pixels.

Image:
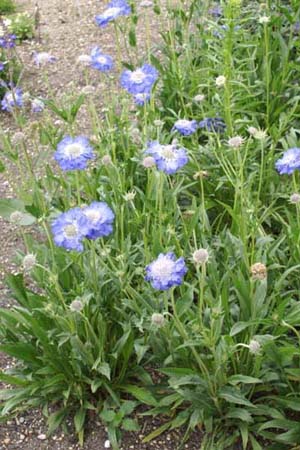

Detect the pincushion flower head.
[
  {"left": 51, "top": 207, "right": 90, "bottom": 252},
  {"left": 54, "top": 136, "right": 95, "bottom": 171},
  {"left": 90, "top": 47, "right": 113, "bottom": 72},
  {"left": 82, "top": 202, "right": 115, "bottom": 239},
  {"left": 95, "top": 0, "right": 131, "bottom": 27},
  {"left": 33, "top": 52, "right": 56, "bottom": 67},
  {"left": 198, "top": 117, "right": 226, "bottom": 133},
  {"left": 145, "top": 141, "right": 189, "bottom": 175},
  {"left": 120, "top": 64, "right": 158, "bottom": 95},
  {"left": 1, "top": 88, "right": 23, "bottom": 112},
  {"left": 145, "top": 252, "right": 187, "bottom": 291},
  {"left": 31, "top": 98, "right": 44, "bottom": 113},
  {"left": 275, "top": 148, "right": 300, "bottom": 175},
  {"left": 172, "top": 119, "right": 198, "bottom": 136}
]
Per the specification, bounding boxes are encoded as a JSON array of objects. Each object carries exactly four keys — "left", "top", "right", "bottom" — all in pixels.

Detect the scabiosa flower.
[
  {"left": 54, "top": 136, "right": 95, "bottom": 171},
  {"left": 259, "top": 16, "right": 270, "bottom": 24},
  {"left": 151, "top": 313, "right": 165, "bottom": 326},
  {"left": 250, "top": 262, "right": 267, "bottom": 281},
  {"left": 82, "top": 201, "right": 115, "bottom": 239},
  {"left": 145, "top": 252, "right": 187, "bottom": 291},
  {"left": 290, "top": 193, "right": 300, "bottom": 204},
  {"left": 33, "top": 51, "right": 56, "bottom": 67},
  {"left": 76, "top": 54, "right": 92, "bottom": 66},
  {"left": 31, "top": 98, "right": 45, "bottom": 113},
  {"left": 215, "top": 75, "right": 226, "bottom": 87},
  {"left": 0, "top": 34, "right": 16, "bottom": 49},
  {"left": 134, "top": 92, "right": 151, "bottom": 106},
  {"left": 145, "top": 141, "right": 189, "bottom": 175},
  {"left": 51, "top": 207, "right": 90, "bottom": 252},
  {"left": 192, "top": 248, "right": 209, "bottom": 265},
  {"left": 95, "top": 0, "right": 131, "bottom": 27},
  {"left": 275, "top": 148, "right": 300, "bottom": 175},
  {"left": 198, "top": 117, "right": 226, "bottom": 133},
  {"left": 22, "top": 254, "right": 37, "bottom": 272},
  {"left": 142, "top": 156, "right": 156, "bottom": 168},
  {"left": 120, "top": 64, "right": 158, "bottom": 95},
  {"left": 228, "top": 135, "right": 245, "bottom": 148},
  {"left": 172, "top": 119, "right": 198, "bottom": 136},
  {"left": 209, "top": 5, "right": 223, "bottom": 17},
  {"left": 0, "top": 62, "right": 5, "bottom": 72},
  {"left": 1, "top": 88, "right": 23, "bottom": 112},
  {"left": 90, "top": 47, "right": 114, "bottom": 72}
]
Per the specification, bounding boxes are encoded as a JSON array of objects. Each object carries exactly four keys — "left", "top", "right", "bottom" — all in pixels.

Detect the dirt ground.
[{"left": 0, "top": 0, "right": 206, "bottom": 448}]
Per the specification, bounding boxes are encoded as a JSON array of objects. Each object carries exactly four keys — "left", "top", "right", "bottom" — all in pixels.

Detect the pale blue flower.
[
  {"left": 1, "top": 88, "right": 23, "bottom": 112},
  {"left": 82, "top": 202, "right": 115, "bottom": 239},
  {"left": 275, "top": 148, "right": 300, "bottom": 175},
  {"left": 120, "top": 64, "right": 158, "bottom": 94},
  {"left": 95, "top": 0, "right": 131, "bottom": 27},
  {"left": 51, "top": 208, "right": 90, "bottom": 252},
  {"left": 54, "top": 136, "right": 95, "bottom": 171},
  {"left": 145, "top": 141, "right": 188, "bottom": 175},
  {"left": 172, "top": 119, "right": 198, "bottom": 136},
  {"left": 90, "top": 47, "right": 113, "bottom": 72},
  {"left": 145, "top": 252, "right": 187, "bottom": 291}
]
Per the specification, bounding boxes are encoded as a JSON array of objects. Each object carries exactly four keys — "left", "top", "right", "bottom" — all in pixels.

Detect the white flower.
[
  {"left": 192, "top": 249, "right": 209, "bottom": 265},
  {"left": 104, "top": 440, "right": 111, "bottom": 449},
  {"left": 215, "top": 75, "right": 226, "bottom": 87},
  {"left": 151, "top": 313, "right": 165, "bottom": 326},
  {"left": 259, "top": 16, "right": 270, "bottom": 24},
  {"left": 228, "top": 136, "right": 245, "bottom": 148},
  {"left": 22, "top": 254, "right": 37, "bottom": 272},
  {"left": 140, "top": 0, "right": 153, "bottom": 7}
]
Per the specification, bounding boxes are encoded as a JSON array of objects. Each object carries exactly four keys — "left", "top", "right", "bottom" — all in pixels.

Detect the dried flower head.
[
  {"left": 101, "top": 155, "right": 112, "bottom": 166},
  {"left": 193, "top": 248, "right": 209, "bottom": 265},
  {"left": 259, "top": 16, "right": 270, "bottom": 24},
  {"left": 290, "top": 193, "right": 300, "bottom": 204},
  {"left": 215, "top": 75, "right": 226, "bottom": 87},
  {"left": 151, "top": 313, "right": 165, "bottom": 327},
  {"left": 193, "top": 94, "right": 205, "bottom": 102},
  {"left": 22, "top": 254, "right": 37, "bottom": 272},
  {"left": 142, "top": 156, "right": 156, "bottom": 168},
  {"left": 124, "top": 190, "right": 136, "bottom": 202},
  {"left": 70, "top": 299, "right": 84, "bottom": 312},
  {"left": 250, "top": 262, "right": 267, "bottom": 281},
  {"left": 249, "top": 339, "right": 261, "bottom": 355},
  {"left": 228, "top": 136, "right": 245, "bottom": 148},
  {"left": 193, "top": 170, "right": 208, "bottom": 179}
]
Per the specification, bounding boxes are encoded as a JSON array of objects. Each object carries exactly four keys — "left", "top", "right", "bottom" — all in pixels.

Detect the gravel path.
[{"left": 0, "top": 0, "right": 204, "bottom": 448}]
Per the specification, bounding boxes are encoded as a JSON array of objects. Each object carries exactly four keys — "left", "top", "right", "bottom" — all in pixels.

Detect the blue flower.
[
  {"left": 0, "top": 34, "right": 16, "bottom": 49},
  {"left": 82, "top": 201, "right": 115, "bottom": 239},
  {"left": 54, "top": 136, "right": 95, "bottom": 171},
  {"left": 145, "top": 141, "right": 189, "bottom": 175},
  {"left": 1, "top": 88, "right": 23, "bottom": 112},
  {"left": 120, "top": 64, "right": 158, "bottom": 95},
  {"left": 134, "top": 92, "right": 151, "bottom": 105},
  {"left": 33, "top": 52, "right": 56, "bottom": 67},
  {"left": 51, "top": 208, "right": 90, "bottom": 252},
  {"left": 31, "top": 98, "right": 45, "bottom": 113},
  {"left": 0, "top": 62, "right": 4, "bottom": 72},
  {"left": 172, "top": 119, "right": 198, "bottom": 136},
  {"left": 275, "top": 148, "right": 300, "bottom": 175},
  {"left": 208, "top": 6, "right": 223, "bottom": 17},
  {"left": 145, "top": 252, "right": 187, "bottom": 291},
  {"left": 198, "top": 117, "right": 226, "bottom": 133},
  {"left": 90, "top": 47, "right": 114, "bottom": 72},
  {"left": 95, "top": 0, "right": 131, "bottom": 27}
]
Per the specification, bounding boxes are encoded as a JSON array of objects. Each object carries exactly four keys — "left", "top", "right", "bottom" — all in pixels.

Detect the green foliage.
[
  {"left": 4, "top": 12, "right": 34, "bottom": 41},
  {"left": 0, "top": 0, "right": 15, "bottom": 14},
  {"left": 1, "top": 0, "right": 300, "bottom": 449}
]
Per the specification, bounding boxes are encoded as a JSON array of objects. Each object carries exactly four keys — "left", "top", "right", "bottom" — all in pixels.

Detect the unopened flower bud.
[
  {"left": 12, "top": 131, "right": 25, "bottom": 144},
  {"left": 193, "top": 94, "right": 205, "bottom": 102},
  {"left": 101, "top": 155, "right": 112, "bottom": 166},
  {"left": 228, "top": 136, "right": 244, "bottom": 148},
  {"left": 215, "top": 75, "right": 226, "bottom": 87},
  {"left": 124, "top": 190, "right": 136, "bottom": 202},
  {"left": 290, "top": 193, "right": 300, "bottom": 204}
]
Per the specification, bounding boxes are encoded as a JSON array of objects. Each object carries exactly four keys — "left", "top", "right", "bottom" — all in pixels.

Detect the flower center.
[
  {"left": 103, "top": 7, "right": 121, "bottom": 18},
  {"left": 64, "top": 224, "right": 78, "bottom": 238},
  {"left": 131, "top": 69, "right": 146, "bottom": 84},
  {"left": 6, "top": 93, "right": 14, "bottom": 103},
  {"left": 64, "top": 143, "right": 84, "bottom": 158},
  {"left": 161, "top": 145, "right": 176, "bottom": 160},
  {"left": 151, "top": 259, "right": 174, "bottom": 280},
  {"left": 97, "top": 56, "right": 107, "bottom": 64},
  {"left": 85, "top": 209, "right": 101, "bottom": 223},
  {"left": 177, "top": 120, "right": 189, "bottom": 127}
]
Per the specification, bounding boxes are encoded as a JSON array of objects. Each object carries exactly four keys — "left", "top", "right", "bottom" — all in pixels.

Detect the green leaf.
[
  {"left": 0, "top": 198, "right": 36, "bottom": 225},
  {"left": 47, "top": 408, "right": 68, "bottom": 435},
  {"left": 228, "top": 375, "right": 262, "bottom": 385},
  {"left": 123, "top": 385, "right": 158, "bottom": 406},
  {"left": 226, "top": 408, "right": 253, "bottom": 423},
  {"left": 230, "top": 322, "right": 250, "bottom": 336},
  {"left": 74, "top": 407, "right": 86, "bottom": 435},
  {"left": 219, "top": 387, "right": 255, "bottom": 407},
  {"left": 122, "top": 418, "right": 140, "bottom": 431},
  {"left": 100, "top": 409, "right": 115, "bottom": 423},
  {"left": 142, "top": 422, "right": 171, "bottom": 443},
  {"left": 98, "top": 362, "right": 111, "bottom": 380}
]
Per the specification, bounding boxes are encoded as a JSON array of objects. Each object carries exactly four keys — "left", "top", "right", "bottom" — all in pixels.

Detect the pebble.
[
  {"left": 37, "top": 433, "right": 47, "bottom": 440},
  {"left": 3, "top": 438, "right": 11, "bottom": 445}
]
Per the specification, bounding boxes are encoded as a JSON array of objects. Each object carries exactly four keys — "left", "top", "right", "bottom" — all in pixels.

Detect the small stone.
[
  {"left": 19, "top": 417, "right": 25, "bottom": 423},
  {"left": 37, "top": 433, "right": 47, "bottom": 440},
  {"left": 4, "top": 438, "right": 11, "bottom": 445},
  {"left": 19, "top": 434, "right": 25, "bottom": 440}
]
